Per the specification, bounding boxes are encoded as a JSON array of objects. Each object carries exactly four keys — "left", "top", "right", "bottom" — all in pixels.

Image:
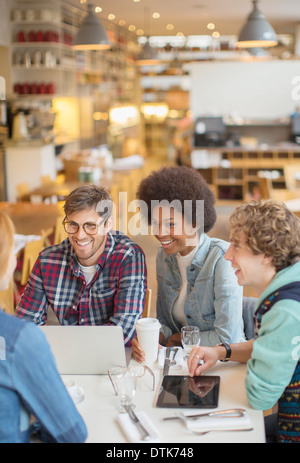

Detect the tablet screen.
[{"left": 156, "top": 375, "right": 220, "bottom": 408}]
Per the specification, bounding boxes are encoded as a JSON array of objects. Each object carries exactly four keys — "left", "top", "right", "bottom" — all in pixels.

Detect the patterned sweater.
[{"left": 245, "top": 261, "right": 300, "bottom": 443}]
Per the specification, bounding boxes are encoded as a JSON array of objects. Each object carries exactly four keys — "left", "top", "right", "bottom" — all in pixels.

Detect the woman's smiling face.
[{"left": 152, "top": 205, "right": 199, "bottom": 256}]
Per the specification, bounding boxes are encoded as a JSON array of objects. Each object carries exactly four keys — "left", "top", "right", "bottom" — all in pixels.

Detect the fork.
[{"left": 186, "top": 427, "right": 254, "bottom": 436}]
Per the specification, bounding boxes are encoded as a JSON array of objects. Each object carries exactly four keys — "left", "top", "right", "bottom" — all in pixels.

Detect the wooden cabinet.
[{"left": 189, "top": 147, "right": 300, "bottom": 203}]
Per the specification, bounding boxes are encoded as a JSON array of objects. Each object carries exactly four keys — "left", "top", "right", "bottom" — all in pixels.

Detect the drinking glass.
[
  {"left": 181, "top": 326, "right": 200, "bottom": 359},
  {"left": 108, "top": 367, "right": 137, "bottom": 411}
]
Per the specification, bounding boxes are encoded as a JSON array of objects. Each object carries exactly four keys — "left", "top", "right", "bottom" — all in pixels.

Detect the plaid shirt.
[{"left": 15, "top": 231, "right": 147, "bottom": 347}]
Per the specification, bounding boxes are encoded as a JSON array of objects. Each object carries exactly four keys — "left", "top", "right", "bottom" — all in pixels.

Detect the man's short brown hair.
[{"left": 64, "top": 185, "right": 112, "bottom": 219}]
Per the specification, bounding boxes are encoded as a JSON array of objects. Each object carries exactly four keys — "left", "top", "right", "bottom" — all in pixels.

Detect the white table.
[{"left": 62, "top": 358, "right": 265, "bottom": 444}]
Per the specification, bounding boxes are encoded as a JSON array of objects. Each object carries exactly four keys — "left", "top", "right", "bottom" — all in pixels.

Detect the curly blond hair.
[{"left": 229, "top": 200, "right": 300, "bottom": 272}]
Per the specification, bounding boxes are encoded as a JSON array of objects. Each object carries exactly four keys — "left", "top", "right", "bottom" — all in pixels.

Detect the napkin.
[
  {"left": 158, "top": 346, "right": 184, "bottom": 370},
  {"left": 113, "top": 155, "right": 144, "bottom": 171},
  {"left": 183, "top": 412, "right": 252, "bottom": 433},
  {"left": 117, "top": 410, "right": 160, "bottom": 443},
  {"left": 14, "top": 233, "right": 41, "bottom": 255}
]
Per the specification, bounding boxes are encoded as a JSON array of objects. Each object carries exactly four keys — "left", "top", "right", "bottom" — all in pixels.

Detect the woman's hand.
[
  {"left": 131, "top": 337, "right": 145, "bottom": 363},
  {"left": 131, "top": 336, "right": 164, "bottom": 363}
]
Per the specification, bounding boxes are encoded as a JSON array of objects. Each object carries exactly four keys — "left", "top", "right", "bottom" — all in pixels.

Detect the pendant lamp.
[
  {"left": 73, "top": 4, "right": 111, "bottom": 50},
  {"left": 236, "top": 0, "right": 277, "bottom": 48},
  {"left": 136, "top": 7, "right": 160, "bottom": 66},
  {"left": 136, "top": 38, "right": 160, "bottom": 66}
]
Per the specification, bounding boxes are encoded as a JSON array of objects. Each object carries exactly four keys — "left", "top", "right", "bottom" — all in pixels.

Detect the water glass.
[
  {"left": 181, "top": 326, "right": 200, "bottom": 359},
  {"left": 108, "top": 367, "right": 137, "bottom": 411}
]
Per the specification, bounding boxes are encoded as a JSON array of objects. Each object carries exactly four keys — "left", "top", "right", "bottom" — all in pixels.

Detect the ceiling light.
[
  {"left": 247, "top": 47, "right": 271, "bottom": 59},
  {"left": 153, "top": 12, "right": 160, "bottom": 19},
  {"left": 73, "top": 4, "right": 111, "bottom": 50},
  {"left": 136, "top": 39, "right": 160, "bottom": 65},
  {"left": 236, "top": 0, "right": 278, "bottom": 48},
  {"left": 207, "top": 23, "right": 215, "bottom": 30},
  {"left": 136, "top": 7, "right": 160, "bottom": 66}
]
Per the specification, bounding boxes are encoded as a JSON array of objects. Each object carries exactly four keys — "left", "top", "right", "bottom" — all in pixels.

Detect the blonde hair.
[
  {"left": 0, "top": 211, "right": 15, "bottom": 280},
  {"left": 229, "top": 200, "right": 300, "bottom": 272}
]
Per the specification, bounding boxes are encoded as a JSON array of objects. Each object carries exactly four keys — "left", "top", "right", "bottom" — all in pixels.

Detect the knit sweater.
[{"left": 245, "top": 260, "right": 300, "bottom": 443}]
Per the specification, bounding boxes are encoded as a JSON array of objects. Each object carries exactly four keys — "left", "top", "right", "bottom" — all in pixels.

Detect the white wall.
[
  {"left": 0, "top": 0, "right": 9, "bottom": 46},
  {"left": 189, "top": 60, "right": 300, "bottom": 119}
]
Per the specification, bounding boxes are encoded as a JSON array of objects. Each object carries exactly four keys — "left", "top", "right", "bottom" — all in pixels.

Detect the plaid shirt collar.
[{"left": 69, "top": 231, "right": 117, "bottom": 277}]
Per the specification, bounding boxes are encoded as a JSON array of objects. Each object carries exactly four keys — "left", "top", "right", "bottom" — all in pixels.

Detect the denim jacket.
[
  {"left": 156, "top": 233, "right": 244, "bottom": 345},
  {"left": 0, "top": 308, "right": 87, "bottom": 443}
]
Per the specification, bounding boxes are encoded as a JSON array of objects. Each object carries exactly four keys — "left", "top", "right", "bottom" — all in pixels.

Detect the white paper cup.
[{"left": 135, "top": 318, "right": 161, "bottom": 366}]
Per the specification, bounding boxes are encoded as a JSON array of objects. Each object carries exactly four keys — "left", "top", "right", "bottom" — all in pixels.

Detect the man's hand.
[{"left": 188, "top": 345, "right": 224, "bottom": 376}]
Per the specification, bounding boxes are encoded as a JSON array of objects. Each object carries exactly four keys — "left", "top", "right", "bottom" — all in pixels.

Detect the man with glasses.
[{"left": 15, "top": 185, "right": 147, "bottom": 347}]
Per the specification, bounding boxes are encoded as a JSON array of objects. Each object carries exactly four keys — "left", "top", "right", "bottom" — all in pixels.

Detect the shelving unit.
[
  {"left": 9, "top": 0, "right": 77, "bottom": 98},
  {"left": 187, "top": 146, "right": 300, "bottom": 202},
  {"left": 7, "top": 0, "right": 143, "bottom": 152}
]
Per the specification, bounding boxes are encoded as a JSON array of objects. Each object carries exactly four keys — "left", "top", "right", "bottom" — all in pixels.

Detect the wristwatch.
[{"left": 218, "top": 342, "right": 231, "bottom": 362}]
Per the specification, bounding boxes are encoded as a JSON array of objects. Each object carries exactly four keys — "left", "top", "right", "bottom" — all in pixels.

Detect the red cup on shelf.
[
  {"left": 21, "top": 83, "right": 30, "bottom": 95},
  {"left": 28, "top": 30, "right": 36, "bottom": 42},
  {"left": 46, "top": 82, "right": 55, "bottom": 94},
  {"left": 36, "top": 30, "right": 44, "bottom": 42},
  {"left": 30, "top": 82, "right": 38, "bottom": 94},
  {"left": 45, "top": 31, "right": 54, "bottom": 42},
  {"left": 38, "top": 83, "right": 46, "bottom": 94},
  {"left": 14, "top": 83, "right": 22, "bottom": 94},
  {"left": 17, "top": 30, "right": 25, "bottom": 42}
]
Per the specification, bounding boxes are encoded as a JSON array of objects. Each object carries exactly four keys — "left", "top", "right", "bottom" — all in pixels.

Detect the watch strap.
[{"left": 218, "top": 342, "right": 231, "bottom": 362}]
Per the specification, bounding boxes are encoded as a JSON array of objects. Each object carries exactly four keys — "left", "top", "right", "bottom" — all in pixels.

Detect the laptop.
[{"left": 39, "top": 325, "right": 127, "bottom": 375}]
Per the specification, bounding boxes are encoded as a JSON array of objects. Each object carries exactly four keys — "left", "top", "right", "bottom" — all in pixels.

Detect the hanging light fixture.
[
  {"left": 136, "top": 38, "right": 160, "bottom": 65},
  {"left": 236, "top": 0, "right": 278, "bottom": 48},
  {"left": 136, "top": 7, "right": 160, "bottom": 66},
  {"left": 247, "top": 47, "right": 271, "bottom": 59},
  {"left": 168, "top": 49, "right": 184, "bottom": 75},
  {"left": 73, "top": 3, "right": 111, "bottom": 50}
]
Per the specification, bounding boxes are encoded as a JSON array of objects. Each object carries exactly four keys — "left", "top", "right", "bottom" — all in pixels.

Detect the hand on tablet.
[{"left": 188, "top": 346, "right": 220, "bottom": 376}]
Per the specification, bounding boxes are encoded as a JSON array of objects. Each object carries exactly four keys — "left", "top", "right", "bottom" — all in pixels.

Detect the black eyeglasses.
[{"left": 62, "top": 217, "right": 105, "bottom": 235}]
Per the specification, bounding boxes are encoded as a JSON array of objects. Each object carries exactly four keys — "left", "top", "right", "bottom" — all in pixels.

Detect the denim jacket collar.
[{"left": 163, "top": 233, "right": 209, "bottom": 270}]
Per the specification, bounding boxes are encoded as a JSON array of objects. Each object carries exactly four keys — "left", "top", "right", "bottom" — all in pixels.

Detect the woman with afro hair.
[{"left": 132, "top": 166, "right": 244, "bottom": 362}]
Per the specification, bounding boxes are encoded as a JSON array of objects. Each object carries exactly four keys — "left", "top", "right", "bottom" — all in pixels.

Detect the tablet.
[{"left": 156, "top": 375, "right": 220, "bottom": 408}]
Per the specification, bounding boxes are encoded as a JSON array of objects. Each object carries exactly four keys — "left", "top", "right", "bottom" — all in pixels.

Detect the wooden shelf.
[{"left": 188, "top": 146, "right": 300, "bottom": 201}]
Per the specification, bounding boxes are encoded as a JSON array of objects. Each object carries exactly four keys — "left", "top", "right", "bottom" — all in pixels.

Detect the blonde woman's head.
[{"left": 0, "top": 211, "right": 16, "bottom": 290}]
